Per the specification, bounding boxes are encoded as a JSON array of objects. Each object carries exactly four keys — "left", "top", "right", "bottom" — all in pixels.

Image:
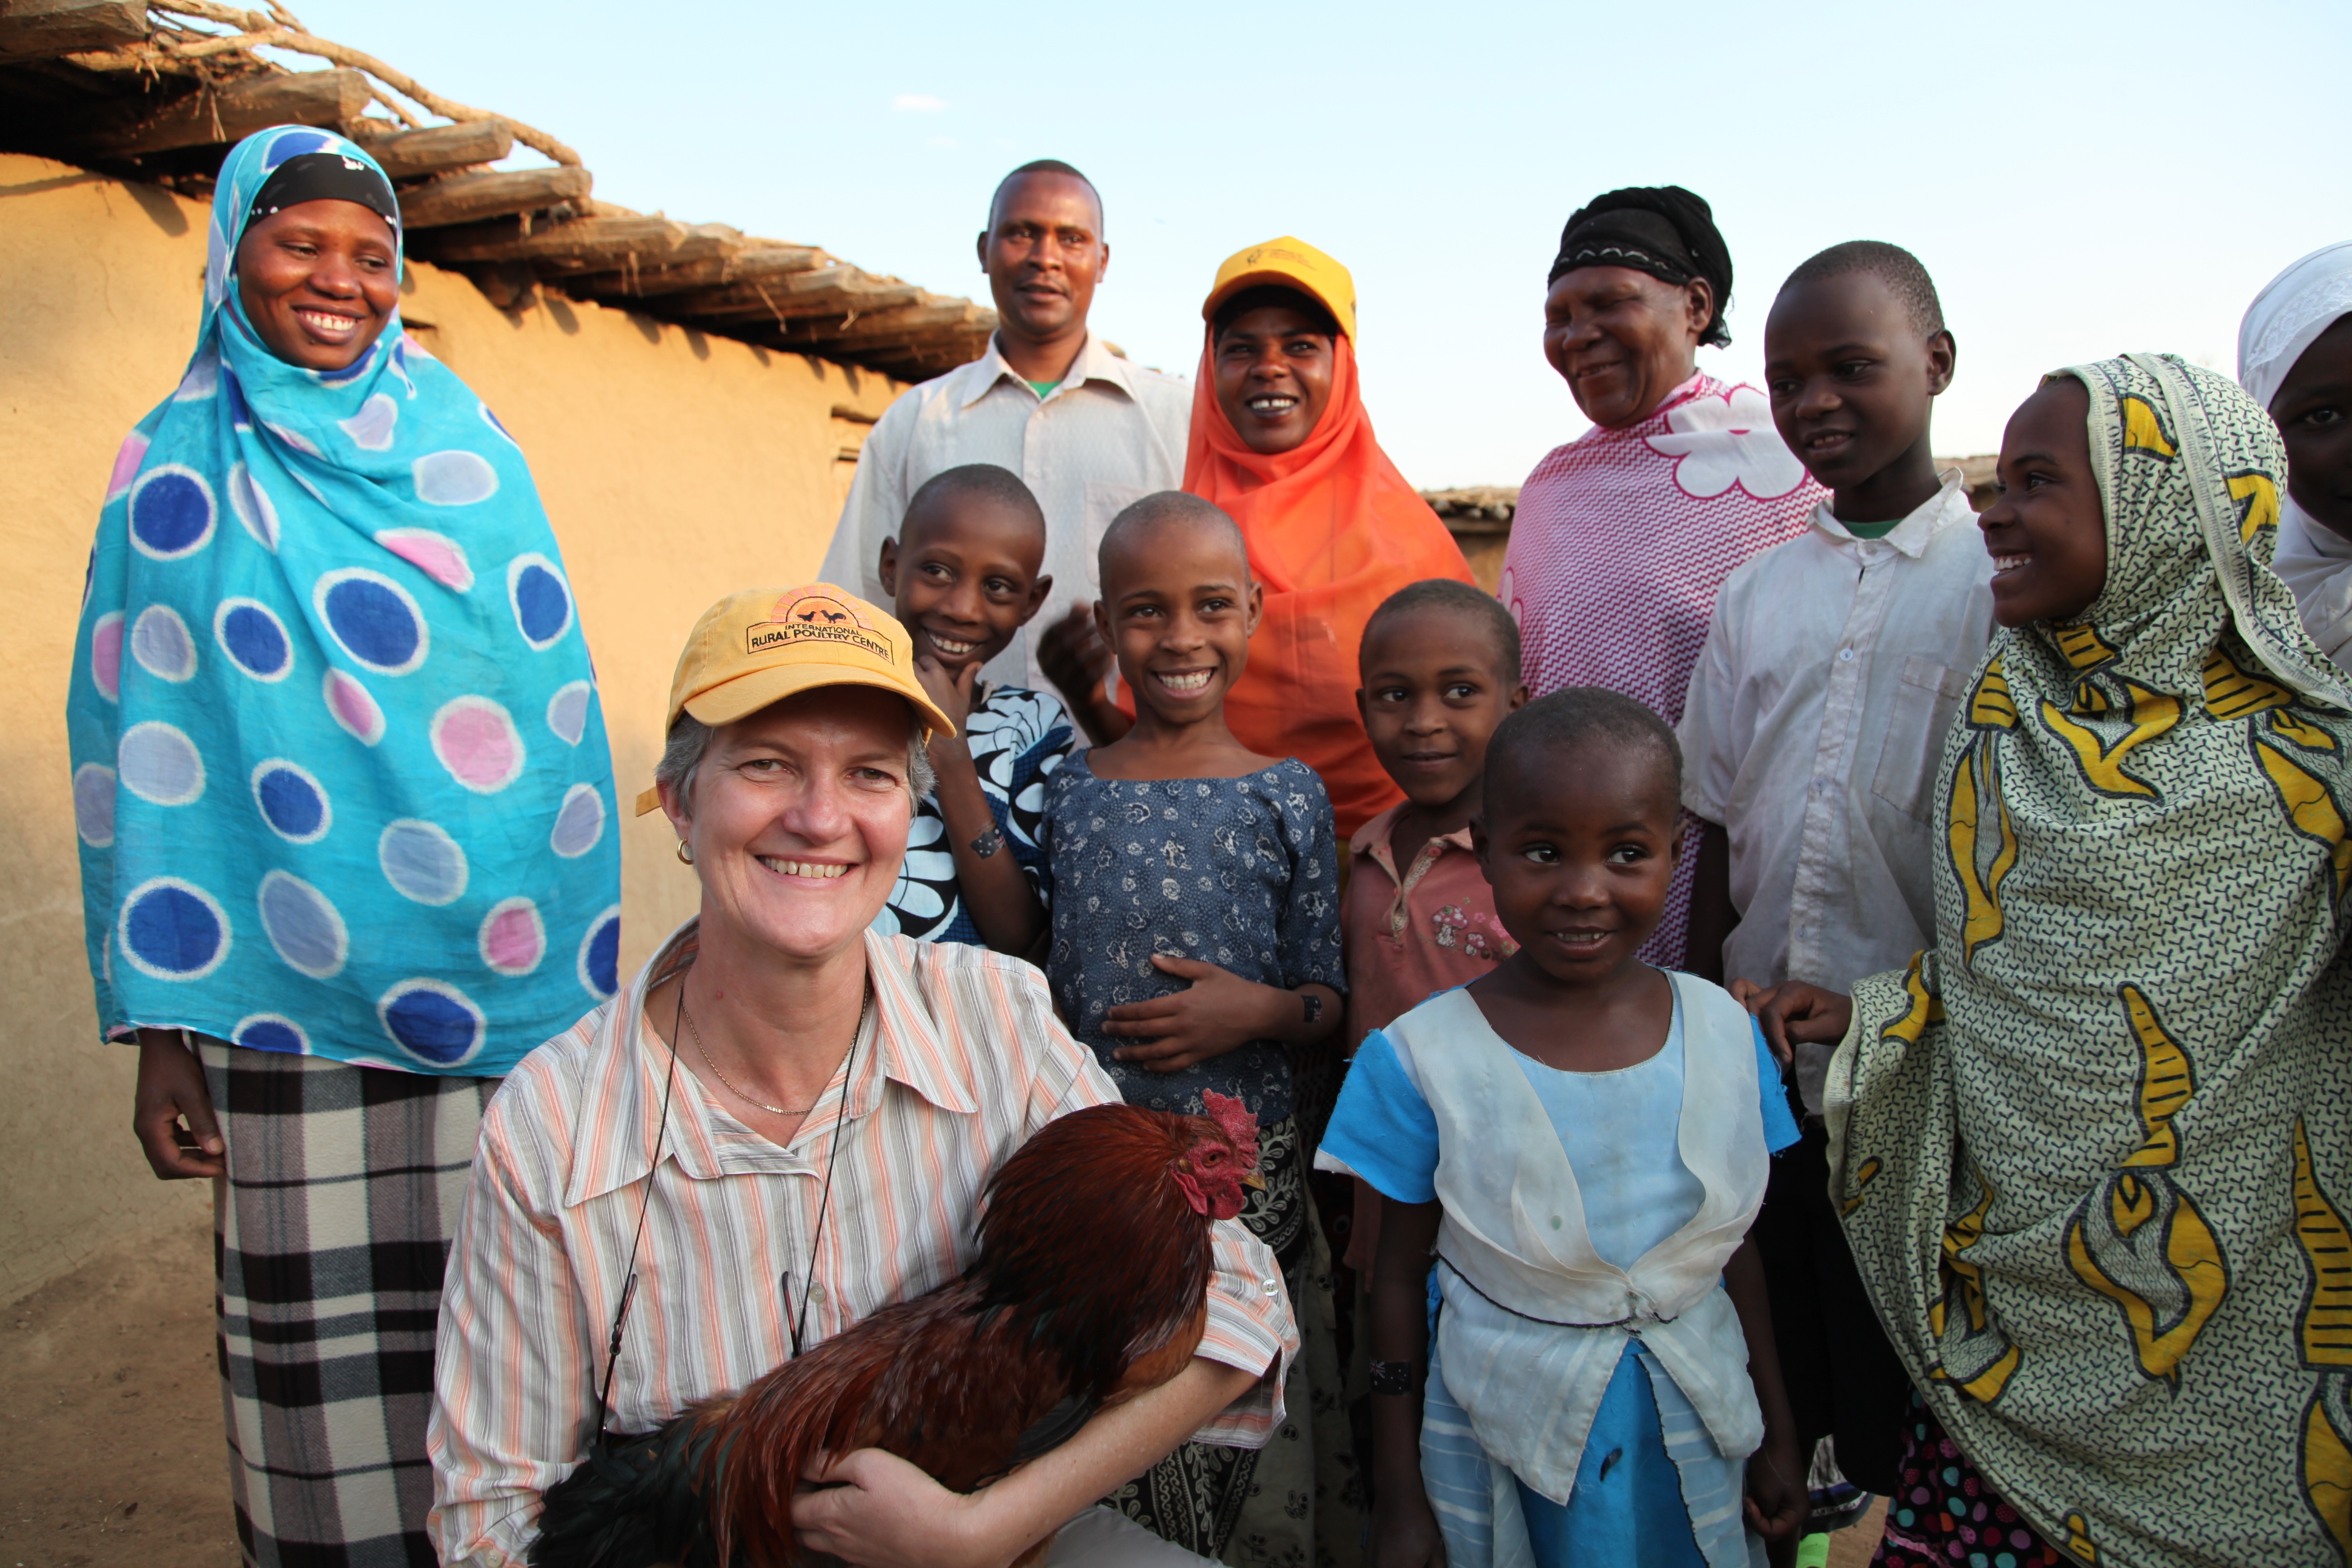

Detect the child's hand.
[
  {"left": 1100, "top": 956, "right": 1282, "bottom": 1071},
  {"left": 1744, "top": 981, "right": 1853, "bottom": 1068},
  {"left": 911, "top": 654, "right": 981, "bottom": 760},
  {"left": 1742, "top": 1428, "right": 1808, "bottom": 1544},
  {"left": 1370, "top": 1492, "right": 1448, "bottom": 1568}
]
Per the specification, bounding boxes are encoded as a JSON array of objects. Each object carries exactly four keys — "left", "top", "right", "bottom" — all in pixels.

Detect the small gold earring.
[{"left": 676, "top": 840, "right": 695, "bottom": 865}]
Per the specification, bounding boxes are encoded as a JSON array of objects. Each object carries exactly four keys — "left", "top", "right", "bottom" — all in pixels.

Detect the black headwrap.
[
  {"left": 1548, "top": 185, "right": 1733, "bottom": 348},
  {"left": 247, "top": 151, "right": 401, "bottom": 232}
]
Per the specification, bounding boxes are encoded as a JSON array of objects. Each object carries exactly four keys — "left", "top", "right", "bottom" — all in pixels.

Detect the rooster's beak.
[{"left": 1242, "top": 1169, "right": 1266, "bottom": 1190}]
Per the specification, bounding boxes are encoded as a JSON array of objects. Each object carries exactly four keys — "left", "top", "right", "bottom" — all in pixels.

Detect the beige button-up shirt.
[
  {"left": 428, "top": 924, "right": 1293, "bottom": 1567},
  {"left": 1677, "top": 473, "right": 1995, "bottom": 1109},
  {"left": 817, "top": 332, "right": 1192, "bottom": 689}
]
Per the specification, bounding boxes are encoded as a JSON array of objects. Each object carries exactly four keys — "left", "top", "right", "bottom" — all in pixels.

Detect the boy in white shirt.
[{"left": 1678, "top": 241, "right": 1993, "bottom": 1513}]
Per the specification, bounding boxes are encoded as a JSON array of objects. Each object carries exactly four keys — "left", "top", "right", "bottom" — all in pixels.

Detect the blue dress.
[
  {"left": 1323, "top": 980, "right": 1800, "bottom": 1567},
  {"left": 1039, "top": 753, "right": 1343, "bottom": 1122},
  {"left": 63, "top": 127, "right": 619, "bottom": 1076}
]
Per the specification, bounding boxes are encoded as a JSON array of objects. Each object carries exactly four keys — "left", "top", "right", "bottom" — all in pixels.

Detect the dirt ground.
[
  {"left": 0, "top": 1213, "right": 1885, "bottom": 1568},
  {"left": 0, "top": 1217, "right": 238, "bottom": 1568}
]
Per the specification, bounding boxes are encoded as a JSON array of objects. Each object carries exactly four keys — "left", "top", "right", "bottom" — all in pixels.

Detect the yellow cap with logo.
[
  {"left": 634, "top": 583, "right": 954, "bottom": 816},
  {"left": 1202, "top": 235, "right": 1357, "bottom": 342}
]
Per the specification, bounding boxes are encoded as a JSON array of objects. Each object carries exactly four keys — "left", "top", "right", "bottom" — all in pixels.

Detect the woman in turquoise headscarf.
[{"left": 63, "top": 125, "right": 619, "bottom": 1566}]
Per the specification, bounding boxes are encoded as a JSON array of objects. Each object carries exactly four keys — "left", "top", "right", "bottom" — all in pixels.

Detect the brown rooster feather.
[{"left": 530, "top": 1092, "right": 1262, "bottom": 1568}]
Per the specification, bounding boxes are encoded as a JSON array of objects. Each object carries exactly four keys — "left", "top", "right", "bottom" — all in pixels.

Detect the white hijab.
[{"left": 2238, "top": 242, "right": 2352, "bottom": 672}]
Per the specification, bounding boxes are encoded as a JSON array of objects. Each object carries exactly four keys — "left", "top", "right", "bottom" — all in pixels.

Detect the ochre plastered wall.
[{"left": 0, "top": 153, "right": 899, "bottom": 1303}]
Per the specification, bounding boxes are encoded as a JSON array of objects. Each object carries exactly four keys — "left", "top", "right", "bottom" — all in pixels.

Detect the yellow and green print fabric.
[{"left": 1826, "top": 356, "right": 2352, "bottom": 1567}]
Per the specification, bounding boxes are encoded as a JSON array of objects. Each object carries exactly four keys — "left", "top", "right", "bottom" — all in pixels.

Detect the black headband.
[
  {"left": 247, "top": 151, "right": 400, "bottom": 233},
  {"left": 1549, "top": 185, "right": 1732, "bottom": 348}
]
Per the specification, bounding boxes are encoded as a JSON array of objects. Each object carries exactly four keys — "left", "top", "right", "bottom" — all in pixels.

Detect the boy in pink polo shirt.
[{"left": 1332, "top": 580, "right": 1528, "bottom": 1279}]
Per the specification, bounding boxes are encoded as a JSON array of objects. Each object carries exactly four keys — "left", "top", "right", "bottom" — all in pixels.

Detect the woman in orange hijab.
[{"left": 1187, "top": 239, "right": 1476, "bottom": 838}]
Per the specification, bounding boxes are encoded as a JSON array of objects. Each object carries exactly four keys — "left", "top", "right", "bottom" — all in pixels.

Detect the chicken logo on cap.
[{"left": 747, "top": 589, "right": 895, "bottom": 662}]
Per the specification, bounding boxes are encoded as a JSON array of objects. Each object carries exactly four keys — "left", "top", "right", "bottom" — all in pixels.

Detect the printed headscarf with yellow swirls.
[{"left": 1826, "top": 355, "right": 2352, "bottom": 1567}]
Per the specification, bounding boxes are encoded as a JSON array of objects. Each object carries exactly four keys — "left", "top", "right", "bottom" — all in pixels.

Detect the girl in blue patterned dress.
[{"left": 1041, "top": 492, "right": 1359, "bottom": 1562}]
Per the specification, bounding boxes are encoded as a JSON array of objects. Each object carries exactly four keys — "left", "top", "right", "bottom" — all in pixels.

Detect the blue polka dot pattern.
[
  {"left": 67, "top": 126, "right": 618, "bottom": 1078},
  {"left": 579, "top": 907, "right": 621, "bottom": 999},
  {"left": 129, "top": 466, "right": 215, "bottom": 559},
  {"left": 119, "top": 878, "right": 229, "bottom": 979},
  {"left": 257, "top": 869, "right": 346, "bottom": 979},
  {"left": 251, "top": 760, "right": 329, "bottom": 843},
  {"left": 315, "top": 569, "right": 427, "bottom": 674},
  {"left": 508, "top": 554, "right": 573, "bottom": 649},
  {"left": 379, "top": 980, "right": 483, "bottom": 1066},
  {"left": 232, "top": 1013, "right": 308, "bottom": 1054},
  {"left": 216, "top": 598, "right": 292, "bottom": 680}
]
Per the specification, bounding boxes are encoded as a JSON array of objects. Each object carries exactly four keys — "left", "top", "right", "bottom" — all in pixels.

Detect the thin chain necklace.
[{"left": 680, "top": 974, "right": 869, "bottom": 1118}]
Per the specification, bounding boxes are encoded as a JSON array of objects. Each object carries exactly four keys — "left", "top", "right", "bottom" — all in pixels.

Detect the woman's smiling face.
[
  {"left": 1981, "top": 376, "right": 2108, "bottom": 628},
  {"left": 1212, "top": 302, "right": 1336, "bottom": 455},
  {"left": 235, "top": 199, "right": 398, "bottom": 372},
  {"left": 664, "top": 685, "right": 919, "bottom": 964},
  {"left": 1541, "top": 265, "right": 1712, "bottom": 430}
]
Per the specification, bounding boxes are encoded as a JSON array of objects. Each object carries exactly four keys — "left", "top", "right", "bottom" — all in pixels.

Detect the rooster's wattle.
[{"left": 530, "top": 1091, "right": 1264, "bottom": 1568}]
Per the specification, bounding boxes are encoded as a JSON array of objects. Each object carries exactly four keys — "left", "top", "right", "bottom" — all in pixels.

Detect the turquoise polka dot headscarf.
[{"left": 65, "top": 125, "right": 621, "bottom": 1075}]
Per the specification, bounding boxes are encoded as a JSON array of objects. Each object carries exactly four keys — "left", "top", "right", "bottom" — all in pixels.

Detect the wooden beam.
[
  {"left": 398, "top": 165, "right": 590, "bottom": 229},
  {"left": 666, "top": 266, "right": 918, "bottom": 320},
  {"left": 0, "top": 0, "right": 145, "bottom": 58},
  {"left": 566, "top": 243, "right": 821, "bottom": 299},
  {"left": 65, "top": 67, "right": 370, "bottom": 157},
  {"left": 420, "top": 214, "right": 678, "bottom": 263},
  {"left": 781, "top": 301, "right": 984, "bottom": 348},
  {"left": 360, "top": 117, "right": 512, "bottom": 180}
]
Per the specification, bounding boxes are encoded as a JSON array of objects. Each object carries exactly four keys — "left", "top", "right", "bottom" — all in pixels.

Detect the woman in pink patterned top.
[{"left": 1500, "top": 185, "right": 1822, "bottom": 966}]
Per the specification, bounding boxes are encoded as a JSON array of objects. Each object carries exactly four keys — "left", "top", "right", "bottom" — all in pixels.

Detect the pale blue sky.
[{"left": 289, "top": 0, "right": 2349, "bottom": 487}]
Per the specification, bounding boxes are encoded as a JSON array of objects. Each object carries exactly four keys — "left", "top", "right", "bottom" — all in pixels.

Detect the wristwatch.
[
  {"left": 969, "top": 824, "right": 1005, "bottom": 860},
  {"left": 1301, "top": 992, "right": 1322, "bottom": 1027}
]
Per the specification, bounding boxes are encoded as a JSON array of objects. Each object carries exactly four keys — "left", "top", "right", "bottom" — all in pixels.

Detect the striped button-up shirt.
[
  {"left": 428, "top": 924, "right": 1295, "bottom": 1567},
  {"left": 816, "top": 331, "right": 1192, "bottom": 691}
]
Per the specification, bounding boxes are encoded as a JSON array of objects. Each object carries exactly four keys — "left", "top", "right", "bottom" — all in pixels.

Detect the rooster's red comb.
[{"left": 1200, "top": 1090, "right": 1260, "bottom": 1169}]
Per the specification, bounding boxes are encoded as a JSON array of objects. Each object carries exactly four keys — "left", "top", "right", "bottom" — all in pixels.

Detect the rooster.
[{"left": 531, "top": 1091, "right": 1264, "bottom": 1568}]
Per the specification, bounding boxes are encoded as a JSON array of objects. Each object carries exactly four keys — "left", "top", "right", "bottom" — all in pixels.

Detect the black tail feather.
[{"left": 530, "top": 1416, "right": 723, "bottom": 1568}]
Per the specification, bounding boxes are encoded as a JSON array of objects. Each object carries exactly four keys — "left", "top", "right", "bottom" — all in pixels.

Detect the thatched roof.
[{"left": 0, "top": 0, "right": 996, "bottom": 383}]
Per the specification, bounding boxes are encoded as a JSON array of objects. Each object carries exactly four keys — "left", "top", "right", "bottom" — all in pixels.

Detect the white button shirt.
[
  {"left": 816, "top": 331, "right": 1192, "bottom": 688},
  {"left": 1678, "top": 473, "right": 1995, "bottom": 1107}
]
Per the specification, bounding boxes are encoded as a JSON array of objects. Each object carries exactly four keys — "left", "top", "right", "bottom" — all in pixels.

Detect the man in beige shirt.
[{"left": 816, "top": 161, "right": 1190, "bottom": 704}]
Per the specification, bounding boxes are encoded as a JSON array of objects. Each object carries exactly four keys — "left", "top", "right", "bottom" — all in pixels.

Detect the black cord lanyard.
[{"left": 590, "top": 966, "right": 866, "bottom": 1437}]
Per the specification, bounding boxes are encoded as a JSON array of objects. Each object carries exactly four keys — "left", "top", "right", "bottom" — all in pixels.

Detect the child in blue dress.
[
  {"left": 1041, "top": 492, "right": 1356, "bottom": 1562},
  {"left": 1324, "top": 688, "right": 1806, "bottom": 1568}
]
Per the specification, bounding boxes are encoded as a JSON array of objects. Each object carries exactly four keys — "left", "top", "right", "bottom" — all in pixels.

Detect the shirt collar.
[
  {"left": 566, "top": 922, "right": 978, "bottom": 1207},
  {"left": 958, "top": 330, "right": 1137, "bottom": 410},
  {"left": 1348, "top": 802, "right": 1476, "bottom": 861},
  {"left": 1806, "top": 467, "right": 1973, "bottom": 560}
]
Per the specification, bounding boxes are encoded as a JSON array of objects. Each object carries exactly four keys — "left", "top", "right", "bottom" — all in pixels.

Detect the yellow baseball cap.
[
  {"left": 1202, "top": 236, "right": 1356, "bottom": 342},
  {"left": 634, "top": 583, "right": 954, "bottom": 816}
]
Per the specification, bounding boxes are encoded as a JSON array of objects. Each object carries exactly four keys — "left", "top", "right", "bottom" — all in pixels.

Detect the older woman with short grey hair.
[{"left": 429, "top": 584, "right": 1296, "bottom": 1568}]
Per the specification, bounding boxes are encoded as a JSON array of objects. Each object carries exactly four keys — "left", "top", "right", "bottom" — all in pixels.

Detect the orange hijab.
[{"left": 1182, "top": 307, "right": 1475, "bottom": 837}]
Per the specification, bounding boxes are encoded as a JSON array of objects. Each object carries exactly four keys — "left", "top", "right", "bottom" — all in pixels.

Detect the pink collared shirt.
[
  {"left": 1340, "top": 804, "right": 1517, "bottom": 1052},
  {"left": 428, "top": 923, "right": 1295, "bottom": 1568}
]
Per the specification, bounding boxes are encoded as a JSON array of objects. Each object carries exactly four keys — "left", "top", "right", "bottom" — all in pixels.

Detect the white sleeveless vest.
[{"left": 1388, "top": 975, "right": 1770, "bottom": 1514}]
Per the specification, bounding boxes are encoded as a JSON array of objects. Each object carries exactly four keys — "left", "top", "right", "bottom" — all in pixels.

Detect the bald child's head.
[{"left": 1097, "top": 491, "right": 1251, "bottom": 602}]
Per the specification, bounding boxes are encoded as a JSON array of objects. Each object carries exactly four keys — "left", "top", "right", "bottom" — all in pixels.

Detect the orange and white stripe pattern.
[{"left": 427, "top": 924, "right": 1296, "bottom": 1568}]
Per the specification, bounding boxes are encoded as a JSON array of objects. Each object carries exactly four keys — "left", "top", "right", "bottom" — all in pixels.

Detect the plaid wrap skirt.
[{"left": 199, "top": 1039, "right": 495, "bottom": 1568}]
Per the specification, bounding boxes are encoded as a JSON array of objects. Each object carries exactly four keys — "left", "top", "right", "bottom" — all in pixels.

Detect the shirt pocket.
[{"left": 1869, "top": 655, "right": 1971, "bottom": 824}]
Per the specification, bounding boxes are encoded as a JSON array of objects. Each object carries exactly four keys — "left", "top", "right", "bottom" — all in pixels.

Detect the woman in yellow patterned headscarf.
[{"left": 1761, "top": 354, "right": 2352, "bottom": 1567}]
